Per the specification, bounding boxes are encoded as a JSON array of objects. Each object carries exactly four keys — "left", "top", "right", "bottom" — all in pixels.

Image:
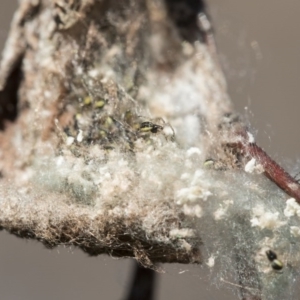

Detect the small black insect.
[
  {"left": 139, "top": 122, "right": 163, "bottom": 134},
  {"left": 266, "top": 250, "right": 283, "bottom": 271},
  {"left": 266, "top": 250, "right": 277, "bottom": 261}
]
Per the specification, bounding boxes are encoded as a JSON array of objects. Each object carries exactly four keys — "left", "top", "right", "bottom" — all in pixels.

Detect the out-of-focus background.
[{"left": 0, "top": 1, "right": 299, "bottom": 299}]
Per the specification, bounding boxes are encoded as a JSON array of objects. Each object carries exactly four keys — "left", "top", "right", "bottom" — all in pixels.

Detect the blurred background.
[{"left": 0, "top": 1, "right": 299, "bottom": 299}]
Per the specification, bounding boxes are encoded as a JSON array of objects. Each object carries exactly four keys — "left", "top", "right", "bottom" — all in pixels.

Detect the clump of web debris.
[
  {"left": 2, "top": 108, "right": 300, "bottom": 299},
  {"left": 0, "top": 2, "right": 299, "bottom": 298},
  {"left": 0, "top": 60, "right": 297, "bottom": 299}
]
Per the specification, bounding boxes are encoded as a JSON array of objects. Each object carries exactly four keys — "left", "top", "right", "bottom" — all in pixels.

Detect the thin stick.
[{"left": 233, "top": 129, "right": 300, "bottom": 204}]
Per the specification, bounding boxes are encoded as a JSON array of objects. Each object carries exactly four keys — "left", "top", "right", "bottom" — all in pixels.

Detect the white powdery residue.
[
  {"left": 163, "top": 125, "right": 175, "bottom": 137},
  {"left": 176, "top": 186, "right": 211, "bottom": 205},
  {"left": 76, "top": 130, "right": 83, "bottom": 142},
  {"left": 180, "top": 239, "right": 192, "bottom": 252},
  {"left": 214, "top": 200, "right": 234, "bottom": 220},
  {"left": 180, "top": 173, "right": 191, "bottom": 181},
  {"left": 186, "top": 147, "right": 202, "bottom": 158},
  {"left": 76, "top": 66, "right": 83, "bottom": 75},
  {"left": 182, "top": 204, "right": 203, "bottom": 218},
  {"left": 88, "top": 68, "right": 100, "bottom": 78},
  {"left": 290, "top": 226, "right": 300, "bottom": 237},
  {"left": 224, "top": 199, "right": 234, "bottom": 205},
  {"left": 169, "top": 228, "right": 195, "bottom": 238},
  {"left": 190, "top": 170, "right": 210, "bottom": 187},
  {"left": 44, "top": 90, "right": 51, "bottom": 98},
  {"left": 176, "top": 188, "right": 191, "bottom": 204},
  {"left": 244, "top": 158, "right": 264, "bottom": 174},
  {"left": 66, "top": 136, "right": 74, "bottom": 146},
  {"left": 190, "top": 169, "right": 205, "bottom": 185},
  {"left": 202, "top": 190, "right": 212, "bottom": 201},
  {"left": 251, "top": 205, "right": 286, "bottom": 229},
  {"left": 284, "top": 198, "right": 300, "bottom": 217},
  {"left": 88, "top": 79, "right": 95, "bottom": 87},
  {"left": 245, "top": 158, "right": 256, "bottom": 173},
  {"left": 247, "top": 131, "right": 255, "bottom": 143},
  {"left": 184, "top": 159, "right": 193, "bottom": 169},
  {"left": 206, "top": 255, "right": 215, "bottom": 268},
  {"left": 56, "top": 156, "right": 65, "bottom": 166},
  {"left": 214, "top": 207, "right": 226, "bottom": 220}
]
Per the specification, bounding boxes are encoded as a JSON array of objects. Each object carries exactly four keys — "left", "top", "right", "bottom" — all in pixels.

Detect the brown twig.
[{"left": 234, "top": 129, "right": 300, "bottom": 204}]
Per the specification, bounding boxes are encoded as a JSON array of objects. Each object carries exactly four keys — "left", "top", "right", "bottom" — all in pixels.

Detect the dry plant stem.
[
  {"left": 235, "top": 130, "right": 300, "bottom": 203},
  {"left": 246, "top": 143, "right": 300, "bottom": 202}
]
